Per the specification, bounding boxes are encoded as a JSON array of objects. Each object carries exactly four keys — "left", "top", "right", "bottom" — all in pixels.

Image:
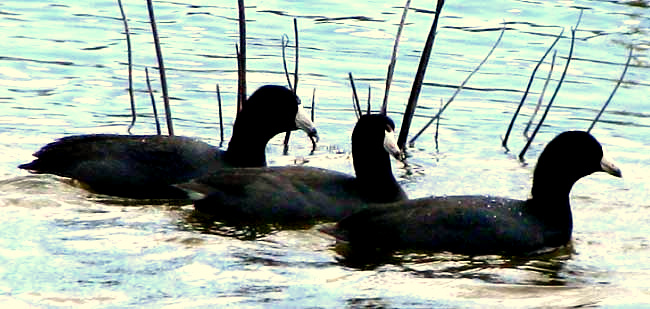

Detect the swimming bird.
[
  {"left": 326, "top": 131, "right": 622, "bottom": 255},
  {"left": 19, "top": 85, "right": 318, "bottom": 199},
  {"left": 177, "top": 113, "right": 407, "bottom": 226}
]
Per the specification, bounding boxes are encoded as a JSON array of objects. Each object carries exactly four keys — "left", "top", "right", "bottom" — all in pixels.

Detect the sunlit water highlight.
[{"left": 0, "top": 0, "right": 649, "bottom": 307}]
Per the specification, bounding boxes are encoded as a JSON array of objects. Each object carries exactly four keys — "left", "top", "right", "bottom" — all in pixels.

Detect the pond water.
[{"left": 0, "top": 0, "right": 649, "bottom": 307}]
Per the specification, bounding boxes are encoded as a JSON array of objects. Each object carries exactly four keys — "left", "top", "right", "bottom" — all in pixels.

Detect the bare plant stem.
[
  {"left": 237, "top": 0, "right": 247, "bottom": 115},
  {"left": 311, "top": 88, "right": 316, "bottom": 122},
  {"left": 283, "top": 18, "right": 300, "bottom": 155},
  {"left": 117, "top": 0, "right": 136, "bottom": 134},
  {"left": 367, "top": 85, "right": 372, "bottom": 115},
  {"left": 587, "top": 48, "right": 633, "bottom": 133},
  {"left": 235, "top": 44, "right": 242, "bottom": 114},
  {"left": 145, "top": 67, "right": 161, "bottom": 135},
  {"left": 524, "top": 51, "right": 557, "bottom": 138},
  {"left": 519, "top": 27, "right": 577, "bottom": 161},
  {"left": 397, "top": 0, "right": 445, "bottom": 150},
  {"left": 502, "top": 28, "right": 564, "bottom": 149},
  {"left": 382, "top": 0, "right": 412, "bottom": 114},
  {"left": 146, "top": 0, "right": 173, "bottom": 136},
  {"left": 310, "top": 88, "right": 317, "bottom": 153},
  {"left": 281, "top": 35, "right": 292, "bottom": 154},
  {"left": 293, "top": 18, "right": 299, "bottom": 93},
  {"left": 348, "top": 72, "right": 361, "bottom": 119},
  {"left": 409, "top": 22, "right": 505, "bottom": 146},
  {"left": 435, "top": 98, "right": 442, "bottom": 152},
  {"left": 282, "top": 34, "right": 292, "bottom": 91},
  {"left": 282, "top": 130, "right": 291, "bottom": 155},
  {"left": 575, "top": 9, "right": 584, "bottom": 31},
  {"left": 217, "top": 84, "right": 224, "bottom": 146}
]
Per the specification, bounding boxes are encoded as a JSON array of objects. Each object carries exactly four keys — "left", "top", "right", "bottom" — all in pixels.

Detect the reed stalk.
[
  {"left": 409, "top": 22, "right": 505, "bottom": 145},
  {"left": 283, "top": 18, "right": 300, "bottom": 155},
  {"left": 145, "top": 67, "right": 162, "bottom": 135},
  {"left": 381, "top": 0, "right": 412, "bottom": 114},
  {"left": 519, "top": 28, "right": 577, "bottom": 161},
  {"left": 397, "top": 0, "right": 445, "bottom": 149},
  {"left": 348, "top": 72, "right": 361, "bottom": 119},
  {"left": 502, "top": 28, "right": 564, "bottom": 149},
  {"left": 524, "top": 51, "right": 557, "bottom": 139},
  {"left": 216, "top": 84, "right": 224, "bottom": 146},
  {"left": 117, "top": 0, "right": 136, "bottom": 134},
  {"left": 587, "top": 48, "right": 633, "bottom": 133},
  {"left": 237, "top": 0, "right": 247, "bottom": 115},
  {"left": 146, "top": 0, "right": 173, "bottom": 135}
]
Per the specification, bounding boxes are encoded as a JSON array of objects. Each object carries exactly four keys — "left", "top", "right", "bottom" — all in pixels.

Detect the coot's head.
[
  {"left": 242, "top": 85, "right": 318, "bottom": 142},
  {"left": 352, "top": 114, "right": 404, "bottom": 161},
  {"left": 532, "top": 131, "right": 621, "bottom": 197}
]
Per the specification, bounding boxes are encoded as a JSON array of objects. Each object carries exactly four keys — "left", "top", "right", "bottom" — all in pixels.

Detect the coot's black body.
[
  {"left": 19, "top": 85, "right": 318, "bottom": 199},
  {"left": 180, "top": 114, "right": 407, "bottom": 225},
  {"left": 329, "top": 131, "right": 622, "bottom": 255}
]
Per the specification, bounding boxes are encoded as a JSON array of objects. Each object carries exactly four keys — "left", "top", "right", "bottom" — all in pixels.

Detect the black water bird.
[
  {"left": 19, "top": 85, "right": 318, "bottom": 199},
  {"left": 326, "top": 131, "right": 622, "bottom": 255},
  {"left": 177, "top": 113, "right": 407, "bottom": 226}
]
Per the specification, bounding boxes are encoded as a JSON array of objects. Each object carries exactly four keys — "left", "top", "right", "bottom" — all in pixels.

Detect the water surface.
[{"left": 0, "top": 0, "right": 649, "bottom": 307}]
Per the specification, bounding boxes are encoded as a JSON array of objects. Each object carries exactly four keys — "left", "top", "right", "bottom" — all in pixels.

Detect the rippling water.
[{"left": 0, "top": 0, "right": 649, "bottom": 307}]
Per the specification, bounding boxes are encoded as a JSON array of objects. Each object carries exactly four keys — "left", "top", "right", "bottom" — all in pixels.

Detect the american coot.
[
  {"left": 177, "top": 113, "right": 407, "bottom": 225},
  {"left": 327, "top": 131, "right": 622, "bottom": 255},
  {"left": 19, "top": 85, "right": 318, "bottom": 199}
]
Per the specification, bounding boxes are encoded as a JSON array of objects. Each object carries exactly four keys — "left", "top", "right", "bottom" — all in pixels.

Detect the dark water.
[{"left": 0, "top": 0, "right": 649, "bottom": 307}]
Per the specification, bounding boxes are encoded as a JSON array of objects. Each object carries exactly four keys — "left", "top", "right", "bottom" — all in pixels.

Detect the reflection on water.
[
  {"left": 331, "top": 237, "right": 575, "bottom": 284},
  {"left": 401, "top": 249, "right": 574, "bottom": 286},
  {"left": 0, "top": 0, "right": 649, "bottom": 307},
  {"left": 181, "top": 210, "right": 280, "bottom": 241}
]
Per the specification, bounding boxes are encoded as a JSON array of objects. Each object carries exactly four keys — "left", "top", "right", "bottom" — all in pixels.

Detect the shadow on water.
[
  {"left": 345, "top": 297, "right": 392, "bottom": 308},
  {"left": 333, "top": 240, "right": 576, "bottom": 286},
  {"left": 626, "top": 0, "right": 650, "bottom": 8},
  {"left": 87, "top": 196, "right": 192, "bottom": 207},
  {"left": 180, "top": 210, "right": 279, "bottom": 240},
  {"left": 3, "top": 174, "right": 195, "bottom": 207},
  {"left": 179, "top": 210, "right": 325, "bottom": 241}
]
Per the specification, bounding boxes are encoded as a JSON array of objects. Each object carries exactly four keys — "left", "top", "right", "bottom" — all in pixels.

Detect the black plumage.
[
  {"left": 179, "top": 114, "right": 407, "bottom": 225},
  {"left": 329, "top": 131, "right": 622, "bottom": 255},
  {"left": 19, "top": 85, "right": 318, "bottom": 199}
]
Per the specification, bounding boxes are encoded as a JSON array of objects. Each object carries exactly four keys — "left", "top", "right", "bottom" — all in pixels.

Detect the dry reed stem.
[
  {"left": 408, "top": 22, "right": 505, "bottom": 146},
  {"left": 348, "top": 72, "right": 362, "bottom": 119},
  {"left": 293, "top": 18, "right": 299, "bottom": 92},
  {"left": 216, "top": 84, "right": 224, "bottom": 146},
  {"left": 382, "top": 0, "right": 412, "bottom": 114},
  {"left": 283, "top": 18, "right": 300, "bottom": 155},
  {"left": 117, "top": 0, "right": 136, "bottom": 134},
  {"left": 311, "top": 88, "right": 316, "bottom": 122},
  {"left": 524, "top": 51, "right": 557, "bottom": 138},
  {"left": 435, "top": 98, "right": 442, "bottom": 152},
  {"left": 282, "top": 34, "right": 293, "bottom": 91},
  {"left": 587, "top": 48, "right": 633, "bottom": 133},
  {"left": 310, "top": 88, "right": 317, "bottom": 153},
  {"left": 502, "top": 28, "right": 564, "bottom": 149},
  {"left": 519, "top": 10, "right": 583, "bottom": 160},
  {"left": 397, "top": 0, "right": 445, "bottom": 149},
  {"left": 519, "top": 27, "right": 577, "bottom": 161},
  {"left": 367, "top": 85, "right": 372, "bottom": 115},
  {"left": 146, "top": 0, "right": 173, "bottom": 135},
  {"left": 237, "top": 0, "right": 247, "bottom": 115},
  {"left": 144, "top": 67, "right": 161, "bottom": 135}
]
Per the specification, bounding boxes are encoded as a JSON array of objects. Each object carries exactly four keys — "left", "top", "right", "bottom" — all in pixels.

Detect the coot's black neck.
[
  {"left": 528, "top": 169, "right": 575, "bottom": 244},
  {"left": 530, "top": 171, "right": 576, "bottom": 205},
  {"left": 353, "top": 147, "right": 402, "bottom": 203},
  {"left": 224, "top": 114, "right": 271, "bottom": 168},
  {"left": 225, "top": 135, "right": 268, "bottom": 168}
]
